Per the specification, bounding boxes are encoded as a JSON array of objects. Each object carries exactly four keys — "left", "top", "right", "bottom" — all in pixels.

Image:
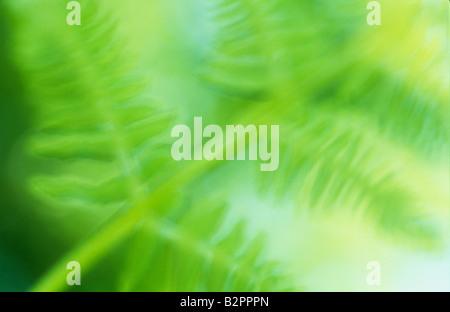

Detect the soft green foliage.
[{"left": 0, "top": 0, "right": 448, "bottom": 291}]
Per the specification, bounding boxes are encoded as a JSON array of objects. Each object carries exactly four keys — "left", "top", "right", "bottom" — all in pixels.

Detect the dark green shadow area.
[{"left": 0, "top": 3, "right": 68, "bottom": 292}]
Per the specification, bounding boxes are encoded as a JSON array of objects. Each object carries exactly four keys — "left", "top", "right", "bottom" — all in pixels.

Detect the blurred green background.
[{"left": 0, "top": 0, "right": 448, "bottom": 291}]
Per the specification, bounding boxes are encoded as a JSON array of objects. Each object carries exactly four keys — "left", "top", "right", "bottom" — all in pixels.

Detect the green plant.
[{"left": 0, "top": 0, "right": 448, "bottom": 291}]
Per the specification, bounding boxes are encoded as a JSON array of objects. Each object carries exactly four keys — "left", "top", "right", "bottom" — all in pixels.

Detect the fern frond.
[
  {"left": 15, "top": 0, "right": 174, "bottom": 219},
  {"left": 257, "top": 107, "right": 443, "bottom": 249},
  {"left": 114, "top": 198, "right": 292, "bottom": 292},
  {"left": 197, "top": 0, "right": 448, "bottom": 250},
  {"left": 198, "top": 0, "right": 270, "bottom": 99}
]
